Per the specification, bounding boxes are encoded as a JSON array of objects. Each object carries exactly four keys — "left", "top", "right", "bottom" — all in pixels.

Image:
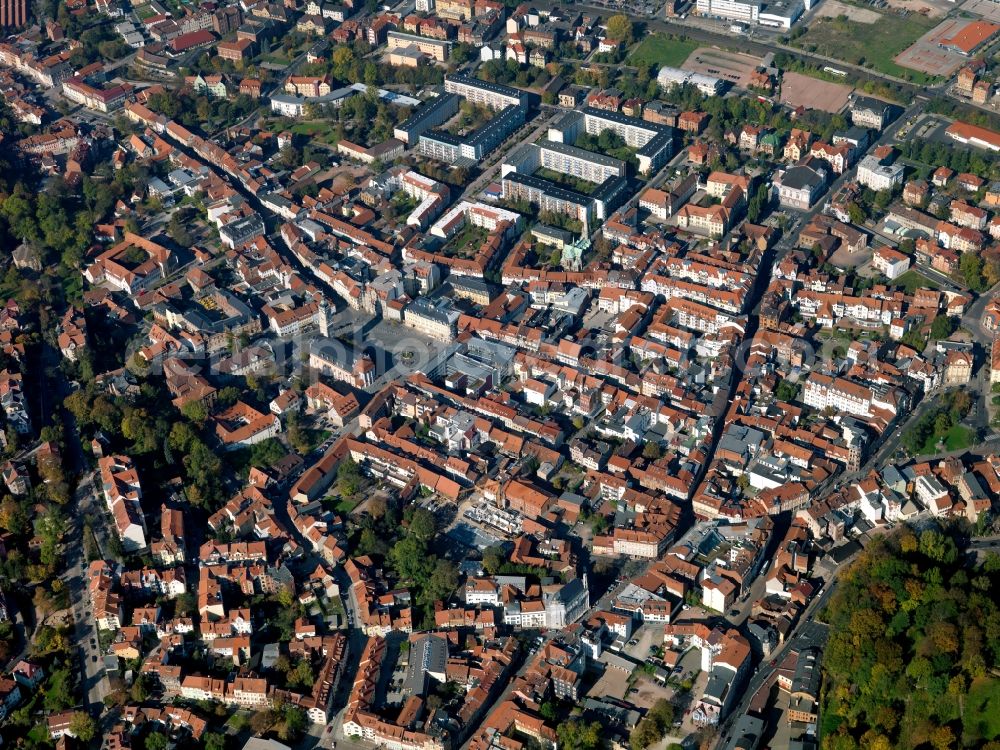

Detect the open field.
[
  {"left": 681, "top": 47, "right": 763, "bottom": 88},
  {"left": 895, "top": 18, "right": 999, "bottom": 77},
  {"left": 894, "top": 269, "right": 940, "bottom": 294},
  {"left": 778, "top": 71, "right": 853, "bottom": 113},
  {"left": 628, "top": 34, "right": 699, "bottom": 67},
  {"left": 814, "top": 0, "right": 880, "bottom": 24},
  {"left": 793, "top": 11, "right": 940, "bottom": 83},
  {"left": 290, "top": 121, "right": 341, "bottom": 144}
]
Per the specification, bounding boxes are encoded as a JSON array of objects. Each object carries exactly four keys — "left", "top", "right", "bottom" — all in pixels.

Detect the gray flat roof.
[
  {"left": 582, "top": 106, "right": 669, "bottom": 135},
  {"left": 503, "top": 171, "right": 592, "bottom": 207},
  {"left": 396, "top": 93, "right": 460, "bottom": 133},
  {"left": 446, "top": 74, "right": 527, "bottom": 101},
  {"left": 537, "top": 138, "right": 625, "bottom": 169}
]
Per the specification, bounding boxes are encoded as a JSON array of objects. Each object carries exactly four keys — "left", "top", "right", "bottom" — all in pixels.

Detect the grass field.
[
  {"left": 260, "top": 54, "right": 292, "bottom": 67},
  {"left": 942, "top": 425, "right": 974, "bottom": 451},
  {"left": 911, "top": 423, "right": 974, "bottom": 456},
  {"left": 290, "top": 121, "right": 339, "bottom": 143},
  {"left": 792, "top": 13, "right": 940, "bottom": 84},
  {"left": 894, "top": 269, "right": 939, "bottom": 294},
  {"left": 334, "top": 497, "right": 362, "bottom": 514},
  {"left": 628, "top": 34, "right": 699, "bottom": 68},
  {"left": 967, "top": 678, "right": 1000, "bottom": 741}
]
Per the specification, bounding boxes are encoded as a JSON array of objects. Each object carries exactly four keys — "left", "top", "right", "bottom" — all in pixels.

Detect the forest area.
[{"left": 820, "top": 523, "right": 1000, "bottom": 750}]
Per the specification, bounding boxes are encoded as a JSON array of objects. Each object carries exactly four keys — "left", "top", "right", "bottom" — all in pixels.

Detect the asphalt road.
[
  {"left": 713, "top": 580, "right": 837, "bottom": 748},
  {"left": 63, "top": 471, "right": 110, "bottom": 714}
]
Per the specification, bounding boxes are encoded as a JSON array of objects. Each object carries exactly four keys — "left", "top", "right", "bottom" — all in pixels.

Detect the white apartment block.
[
  {"left": 444, "top": 74, "right": 527, "bottom": 110},
  {"left": 537, "top": 140, "right": 626, "bottom": 183},
  {"left": 856, "top": 155, "right": 905, "bottom": 192},
  {"left": 802, "top": 373, "right": 898, "bottom": 419}
]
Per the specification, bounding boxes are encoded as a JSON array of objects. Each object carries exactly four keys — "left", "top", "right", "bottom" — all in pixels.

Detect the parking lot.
[{"left": 901, "top": 113, "right": 954, "bottom": 146}]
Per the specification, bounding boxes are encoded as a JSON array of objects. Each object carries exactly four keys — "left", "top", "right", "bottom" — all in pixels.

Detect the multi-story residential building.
[
  {"left": 802, "top": 373, "right": 899, "bottom": 420},
  {"left": 61, "top": 76, "right": 128, "bottom": 113},
  {"left": 387, "top": 31, "right": 450, "bottom": 61},
  {"left": 213, "top": 401, "right": 281, "bottom": 450},
  {"left": 394, "top": 93, "right": 460, "bottom": 144},
  {"left": 528, "top": 139, "right": 627, "bottom": 182},
  {"left": 418, "top": 104, "right": 526, "bottom": 163},
  {"left": 871, "top": 246, "right": 911, "bottom": 280},
  {"left": 444, "top": 74, "right": 528, "bottom": 110},
  {"left": 950, "top": 200, "right": 988, "bottom": 230},
  {"left": 99, "top": 455, "right": 148, "bottom": 551},
  {"left": 856, "top": 154, "right": 904, "bottom": 191},
  {"left": 850, "top": 96, "right": 894, "bottom": 130},
  {"left": 549, "top": 108, "right": 675, "bottom": 175}
]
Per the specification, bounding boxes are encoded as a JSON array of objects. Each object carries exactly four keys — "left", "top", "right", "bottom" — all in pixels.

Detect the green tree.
[
  {"left": 775, "top": 380, "right": 799, "bottom": 402},
  {"left": 422, "top": 558, "right": 459, "bottom": 606},
  {"left": 407, "top": 507, "right": 436, "bottom": 543},
  {"left": 558, "top": 720, "right": 605, "bottom": 750},
  {"left": 146, "top": 731, "right": 168, "bottom": 750},
  {"left": 250, "top": 438, "right": 287, "bottom": 468},
  {"left": 482, "top": 545, "right": 505, "bottom": 575},
  {"left": 390, "top": 535, "right": 434, "bottom": 583},
  {"left": 847, "top": 202, "right": 866, "bottom": 225},
  {"left": 929, "top": 316, "right": 954, "bottom": 340},
  {"left": 642, "top": 442, "right": 662, "bottom": 460},
  {"left": 130, "top": 673, "right": 152, "bottom": 703},
  {"left": 288, "top": 657, "right": 315, "bottom": 689},
  {"left": 69, "top": 712, "right": 97, "bottom": 742},
  {"left": 606, "top": 14, "right": 634, "bottom": 43},
  {"left": 961, "top": 252, "right": 986, "bottom": 292},
  {"left": 337, "top": 458, "right": 361, "bottom": 495}
]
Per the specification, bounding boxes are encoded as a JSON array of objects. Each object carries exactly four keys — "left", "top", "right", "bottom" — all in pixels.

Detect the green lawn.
[
  {"left": 943, "top": 425, "right": 974, "bottom": 451},
  {"left": 290, "top": 121, "right": 339, "bottom": 143},
  {"left": 792, "top": 13, "right": 941, "bottom": 84},
  {"left": 967, "top": 678, "right": 1000, "bottom": 741},
  {"left": 260, "top": 54, "right": 292, "bottom": 67},
  {"left": 917, "top": 424, "right": 975, "bottom": 454},
  {"left": 894, "top": 269, "right": 939, "bottom": 294},
  {"left": 334, "top": 496, "right": 361, "bottom": 514},
  {"left": 628, "top": 34, "right": 699, "bottom": 68}
]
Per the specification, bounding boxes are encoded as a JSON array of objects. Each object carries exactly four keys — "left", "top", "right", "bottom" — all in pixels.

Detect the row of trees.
[{"left": 896, "top": 138, "right": 999, "bottom": 183}]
